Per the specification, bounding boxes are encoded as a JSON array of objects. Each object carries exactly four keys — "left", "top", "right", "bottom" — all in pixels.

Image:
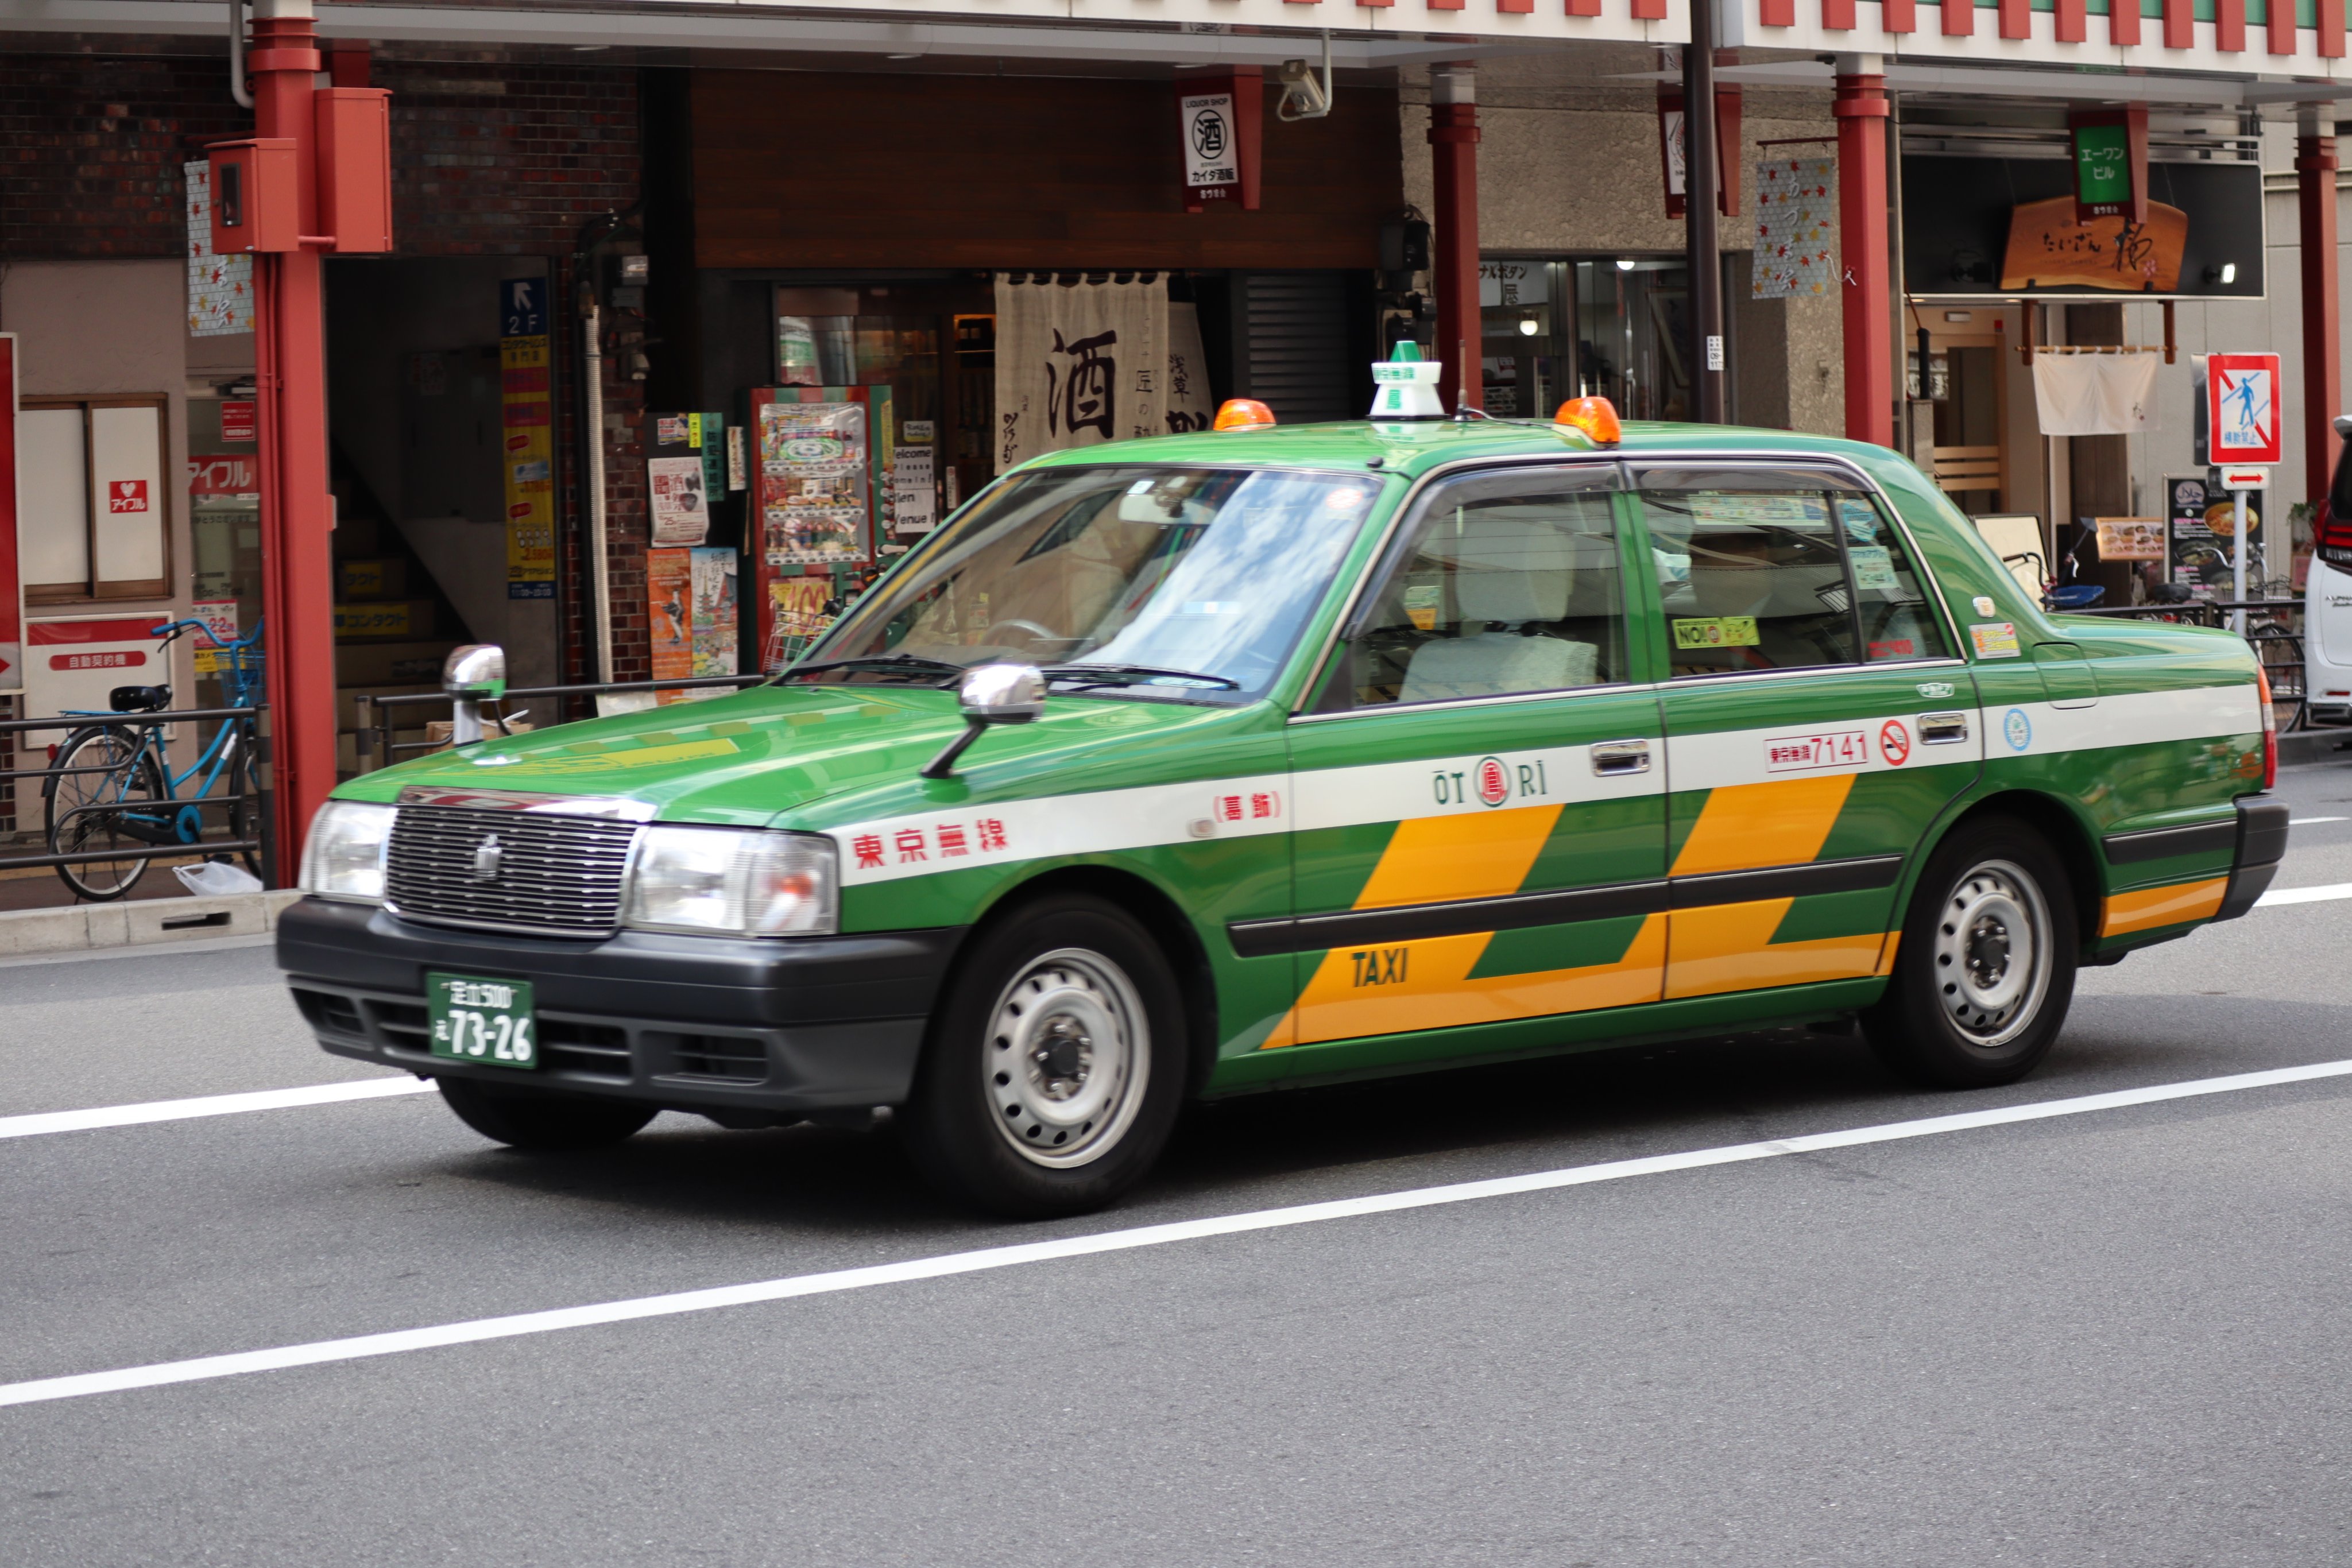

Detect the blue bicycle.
[{"left": 41, "top": 618, "right": 266, "bottom": 901}]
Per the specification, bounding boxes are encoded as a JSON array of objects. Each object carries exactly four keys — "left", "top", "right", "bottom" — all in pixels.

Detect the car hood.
[{"left": 334, "top": 680, "right": 1261, "bottom": 830}]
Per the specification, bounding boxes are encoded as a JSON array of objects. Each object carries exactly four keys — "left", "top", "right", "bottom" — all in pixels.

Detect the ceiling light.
[
  {"left": 1518, "top": 316, "right": 1539, "bottom": 336},
  {"left": 1615, "top": 258, "right": 1637, "bottom": 272}
]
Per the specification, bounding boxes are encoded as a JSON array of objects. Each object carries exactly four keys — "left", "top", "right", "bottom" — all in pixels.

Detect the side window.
[
  {"left": 1644, "top": 477, "right": 1859, "bottom": 675},
  {"left": 1341, "top": 469, "right": 1627, "bottom": 709},
  {"left": 1836, "top": 495, "right": 1952, "bottom": 663}
]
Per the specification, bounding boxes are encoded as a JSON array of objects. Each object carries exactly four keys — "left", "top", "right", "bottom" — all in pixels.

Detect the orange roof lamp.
[
  {"left": 1213, "top": 398, "right": 1277, "bottom": 431},
  {"left": 1553, "top": 395, "right": 1623, "bottom": 447}
]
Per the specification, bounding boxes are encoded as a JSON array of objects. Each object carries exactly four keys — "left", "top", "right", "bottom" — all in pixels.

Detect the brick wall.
[{"left": 0, "top": 52, "right": 247, "bottom": 258}]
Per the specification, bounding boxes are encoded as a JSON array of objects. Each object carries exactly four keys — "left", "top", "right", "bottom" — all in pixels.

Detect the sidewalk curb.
[
  {"left": 0, "top": 890, "right": 301, "bottom": 958},
  {"left": 2279, "top": 729, "right": 2352, "bottom": 767}
]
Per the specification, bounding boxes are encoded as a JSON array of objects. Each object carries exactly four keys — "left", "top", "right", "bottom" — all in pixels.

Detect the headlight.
[
  {"left": 622, "top": 827, "right": 838, "bottom": 938},
  {"left": 300, "top": 800, "right": 394, "bottom": 903}
]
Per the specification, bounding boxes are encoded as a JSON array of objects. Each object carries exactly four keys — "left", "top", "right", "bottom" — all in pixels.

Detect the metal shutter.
[{"left": 1233, "top": 272, "right": 1353, "bottom": 424}]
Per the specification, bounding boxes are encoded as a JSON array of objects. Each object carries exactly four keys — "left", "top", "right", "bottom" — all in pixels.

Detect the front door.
[
  {"left": 1632, "top": 464, "right": 1982, "bottom": 1002},
  {"left": 1264, "top": 462, "right": 1668, "bottom": 1057}
]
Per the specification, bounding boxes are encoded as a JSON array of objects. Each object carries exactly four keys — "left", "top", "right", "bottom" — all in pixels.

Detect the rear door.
[
  {"left": 1261, "top": 462, "right": 1669, "bottom": 1056},
  {"left": 1632, "top": 464, "right": 1982, "bottom": 1003}
]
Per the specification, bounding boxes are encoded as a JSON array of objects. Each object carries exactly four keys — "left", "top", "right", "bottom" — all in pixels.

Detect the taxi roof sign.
[{"left": 1369, "top": 340, "right": 1445, "bottom": 420}]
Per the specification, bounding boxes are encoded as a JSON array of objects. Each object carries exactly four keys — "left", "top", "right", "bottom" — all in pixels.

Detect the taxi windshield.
[{"left": 794, "top": 464, "right": 1379, "bottom": 701}]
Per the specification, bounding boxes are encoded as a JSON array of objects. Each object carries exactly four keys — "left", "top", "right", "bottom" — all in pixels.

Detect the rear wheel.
[
  {"left": 436, "top": 1076, "right": 659, "bottom": 1151},
  {"left": 45, "top": 727, "right": 165, "bottom": 903},
  {"left": 1864, "top": 818, "right": 2078, "bottom": 1089},
  {"left": 902, "top": 893, "right": 1185, "bottom": 1218}
]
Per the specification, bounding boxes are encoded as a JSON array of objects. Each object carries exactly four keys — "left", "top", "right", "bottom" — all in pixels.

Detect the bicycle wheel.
[
  {"left": 2250, "top": 624, "right": 2307, "bottom": 733},
  {"left": 45, "top": 727, "right": 167, "bottom": 901}
]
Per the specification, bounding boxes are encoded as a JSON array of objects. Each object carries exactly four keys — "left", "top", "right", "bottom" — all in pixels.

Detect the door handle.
[
  {"left": 1919, "top": 711, "right": 1970, "bottom": 744},
  {"left": 1590, "top": 738, "right": 1652, "bottom": 776}
]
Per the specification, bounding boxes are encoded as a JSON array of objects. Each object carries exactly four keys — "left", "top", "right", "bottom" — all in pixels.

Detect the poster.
[
  {"left": 2167, "top": 474, "right": 2261, "bottom": 600},
  {"left": 647, "top": 547, "right": 695, "bottom": 688},
  {"left": 1750, "top": 156, "right": 1838, "bottom": 300},
  {"left": 648, "top": 456, "right": 709, "bottom": 546},
  {"left": 892, "top": 446, "right": 937, "bottom": 535},
  {"left": 184, "top": 161, "right": 253, "bottom": 337},
  {"left": 688, "top": 547, "right": 737, "bottom": 676},
  {"left": 189, "top": 598, "right": 241, "bottom": 676},
  {"left": 764, "top": 577, "right": 835, "bottom": 672},
  {"left": 497, "top": 277, "right": 558, "bottom": 599},
  {"left": 2094, "top": 517, "right": 2164, "bottom": 562},
  {"left": 994, "top": 276, "right": 1167, "bottom": 471}
]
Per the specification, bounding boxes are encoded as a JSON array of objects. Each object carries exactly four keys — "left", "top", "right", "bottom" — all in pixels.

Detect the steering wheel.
[{"left": 989, "top": 618, "right": 1063, "bottom": 650}]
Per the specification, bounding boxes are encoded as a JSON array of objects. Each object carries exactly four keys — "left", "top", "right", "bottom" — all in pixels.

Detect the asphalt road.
[{"left": 6, "top": 771, "right": 2352, "bottom": 1565}]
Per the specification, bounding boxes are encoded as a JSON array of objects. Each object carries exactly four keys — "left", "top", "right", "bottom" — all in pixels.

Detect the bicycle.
[{"left": 41, "top": 618, "right": 266, "bottom": 902}]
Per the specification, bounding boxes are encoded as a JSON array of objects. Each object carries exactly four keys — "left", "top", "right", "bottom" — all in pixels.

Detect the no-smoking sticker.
[{"left": 1879, "top": 719, "right": 1911, "bottom": 766}]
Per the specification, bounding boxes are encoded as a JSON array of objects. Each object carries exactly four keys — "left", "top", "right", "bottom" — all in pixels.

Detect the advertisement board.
[{"left": 497, "top": 276, "right": 558, "bottom": 600}]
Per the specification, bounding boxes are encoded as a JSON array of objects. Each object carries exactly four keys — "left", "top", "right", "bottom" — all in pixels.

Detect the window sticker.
[
  {"left": 1848, "top": 545, "right": 1900, "bottom": 592},
  {"left": 1672, "top": 615, "right": 1760, "bottom": 650},
  {"left": 1969, "top": 621, "right": 2022, "bottom": 658},
  {"left": 1403, "top": 583, "right": 1442, "bottom": 632}
]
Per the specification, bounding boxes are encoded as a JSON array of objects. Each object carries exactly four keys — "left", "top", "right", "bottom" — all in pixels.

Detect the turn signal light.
[
  {"left": 2257, "top": 662, "right": 2277, "bottom": 789},
  {"left": 1553, "top": 396, "right": 1623, "bottom": 447},
  {"left": 1213, "top": 398, "right": 1276, "bottom": 432}
]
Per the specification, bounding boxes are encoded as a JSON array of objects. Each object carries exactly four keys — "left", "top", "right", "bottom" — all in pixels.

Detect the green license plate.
[{"left": 427, "top": 972, "right": 537, "bottom": 1069}]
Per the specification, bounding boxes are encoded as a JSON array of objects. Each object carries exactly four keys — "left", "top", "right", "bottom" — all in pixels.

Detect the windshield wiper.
[
  {"left": 785, "top": 653, "right": 966, "bottom": 684},
  {"left": 1040, "top": 662, "right": 1241, "bottom": 691}
]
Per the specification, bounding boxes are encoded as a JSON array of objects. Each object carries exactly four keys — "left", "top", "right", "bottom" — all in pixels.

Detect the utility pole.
[{"left": 1684, "top": 0, "right": 1724, "bottom": 424}]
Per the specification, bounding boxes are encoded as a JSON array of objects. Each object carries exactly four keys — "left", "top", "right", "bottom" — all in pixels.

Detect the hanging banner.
[
  {"left": 1750, "top": 156, "right": 1838, "bottom": 300},
  {"left": 1165, "top": 301, "right": 1216, "bottom": 434},
  {"left": 183, "top": 161, "right": 253, "bottom": 338},
  {"left": 993, "top": 276, "right": 1167, "bottom": 472},
  {"left": 2032, "top": 351, "right": 2161, "bottom": 436},
  {"left": 497, "top": 277, "right": 558, "bottom": 599}
]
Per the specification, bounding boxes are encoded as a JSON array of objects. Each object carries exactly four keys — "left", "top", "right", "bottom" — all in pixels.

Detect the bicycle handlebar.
[{"left": 149, "top": 617, "right": 265, "bottom": 652}]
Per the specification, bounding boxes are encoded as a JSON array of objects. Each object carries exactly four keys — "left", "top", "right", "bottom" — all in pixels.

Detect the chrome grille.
[{"left": 385, "top": 805, "right": 640, "bottom": 937}]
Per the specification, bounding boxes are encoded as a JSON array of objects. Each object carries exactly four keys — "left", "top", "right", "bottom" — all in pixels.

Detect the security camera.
[{"left": 1278, "top": 36, "right": 1332, "bottom": 121}]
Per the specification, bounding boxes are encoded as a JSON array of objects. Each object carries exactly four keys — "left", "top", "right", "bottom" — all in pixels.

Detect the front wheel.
[
  {"left": 1864, "top": 818, "right": 2078, "bottom": 1089},
  {"left": 436, "top": 1077, "right": 659, "bottom": 1151},
  {"left": 902, "top": 893, "right": 1186, "bottom": 1218}
]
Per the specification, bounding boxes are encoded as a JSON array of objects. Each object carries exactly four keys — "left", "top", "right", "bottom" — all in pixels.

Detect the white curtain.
[
  {"left": 2032, "top": 351, "right": 2161, "bottom": 436},
  {"left": 994, "top": 276, "right": 1168, "bottom": 471}
]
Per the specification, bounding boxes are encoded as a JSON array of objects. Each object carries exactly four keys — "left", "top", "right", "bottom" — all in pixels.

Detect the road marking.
[
  {"left": 2256, "top": 881, "right": 2352, "bottom": 907},
  {"left": 0, "top": 1077, "right": 435, "bottom": 1142},
  {"left": 2289, "top": 816, "right": 2347, "bottom": 825},
  {"left": 4, "top": 1057, "right": 2347, "bottom": 1412}
]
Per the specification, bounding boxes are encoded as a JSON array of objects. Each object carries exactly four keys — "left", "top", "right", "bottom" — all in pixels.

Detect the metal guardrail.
[
  {"left": 0, "top": 705, "right": 268, "bottom": 874},
  {"left": 354, "top": 673, "right": 770, "bottom": 773}
]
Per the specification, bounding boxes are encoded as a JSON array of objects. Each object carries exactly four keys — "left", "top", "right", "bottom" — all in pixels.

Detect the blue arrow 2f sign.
[{"left": 502, "top": 278, "right": 547, "bottom": 340}]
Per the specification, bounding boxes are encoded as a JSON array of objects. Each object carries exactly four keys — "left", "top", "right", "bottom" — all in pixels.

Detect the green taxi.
[{"left": 280, "top": 397, "right": 2287, "bottom": 1216}]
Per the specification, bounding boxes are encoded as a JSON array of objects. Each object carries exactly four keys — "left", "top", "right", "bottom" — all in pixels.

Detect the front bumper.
[
  {"left": 277, "top": 898, "right": 961, "bottom": 1116},
  {"left": 2215, "top": 795, "right": 2291, "bottom": 922}
]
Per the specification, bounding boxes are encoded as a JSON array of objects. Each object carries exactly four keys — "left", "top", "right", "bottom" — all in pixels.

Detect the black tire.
[
  {"left": 902, "top": 892, "right": 1186, "bottom": 1218},
  {"left": 1864, "top": 817, "right": 2079, "bottom": 1089},
  {"left": 436, "top": 1075, "right": 659, "bottom": 1151},
  {"left": 225, "top": 737, "right": 264, "bottom": 878},
  {"left": 45, "top": 727, "right": 165, "bottom": 903}
]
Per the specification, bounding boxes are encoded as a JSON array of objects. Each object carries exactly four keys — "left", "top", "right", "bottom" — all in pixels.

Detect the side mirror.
[
  {"left": 920, "top": 663, "right": 1043, "bottom": 779},
  {"left": 443, "top": 643, "right": 507, "bottom": 746}
]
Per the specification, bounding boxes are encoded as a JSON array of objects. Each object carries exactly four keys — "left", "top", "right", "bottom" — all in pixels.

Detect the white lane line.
[
  {"left": 4, "top": 1056, "right": 2347, "bottom": 1412},
  {"left": 0, "top": 1077, "right": 436, "bottom": 1142},
  {"left": 2289, "top": 816, "right": 2348, "bottom": 825},
  {"left": 2256, "top": 881, "right": 2352, "bottom": 907}
]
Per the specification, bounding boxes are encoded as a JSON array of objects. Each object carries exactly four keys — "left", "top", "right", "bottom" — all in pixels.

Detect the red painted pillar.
[
  {"left": 247, "top": 0, "right": 336, "bottom": 880},
  {"left": 1428, "top": 64, "right": 1481, "bottom": 413},
  {"left": 2299, "top": 123, "right": 2342, "bottom": 507},
  {"left": 1834, "top": 68, "right": 1893, "bottom": 448}
]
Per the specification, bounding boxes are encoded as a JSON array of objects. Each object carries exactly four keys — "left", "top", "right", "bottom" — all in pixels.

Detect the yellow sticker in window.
[
  {"left": 1968, "top": 621, "right": 2021, "bottom": 659},
  {"left": 1672, "top": 615, "right": 1760, "bottom": 650}
]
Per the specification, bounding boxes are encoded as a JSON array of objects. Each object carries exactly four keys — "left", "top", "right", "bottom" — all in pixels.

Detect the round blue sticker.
[{"left": 2004, "top": 708, "right": 2033, "bottom": 752}]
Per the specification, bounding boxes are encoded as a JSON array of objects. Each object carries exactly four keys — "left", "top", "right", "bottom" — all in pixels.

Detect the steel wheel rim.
[
  {"left": 984, "top": 946, "right": 1148, "bottom": 1169},
  {"left": 1931, "top": 858, "right": 2051, "bottom": 1049},
  {"left": 51, "top": 733, "right": 148, "bottom": 897}
]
